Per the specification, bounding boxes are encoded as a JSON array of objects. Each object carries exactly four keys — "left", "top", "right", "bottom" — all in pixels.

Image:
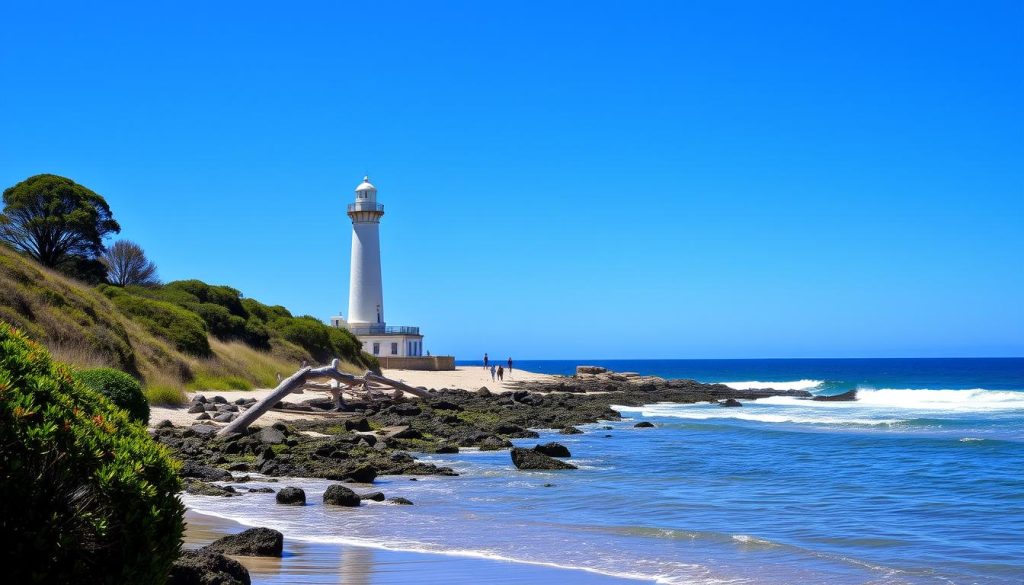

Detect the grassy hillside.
[{"left": 0, "top": 245, "right": 377, "bottom": 404}]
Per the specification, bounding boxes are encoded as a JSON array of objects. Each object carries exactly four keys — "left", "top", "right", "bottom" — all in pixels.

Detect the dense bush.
[
  {"left": 75, "top": 367, "right": 150, "bottom": 423},
  {"left": 0, "top": 322, "right": 184, "bottom": 583},
  {"left": 100, "top": 285, "right": 211, "bottom": 356}
]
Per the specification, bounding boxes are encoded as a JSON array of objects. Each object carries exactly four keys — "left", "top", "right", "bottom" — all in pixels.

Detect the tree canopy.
[
  {"left": 0, "top": 174, "right": 121, "bottom": 269},
  {"left": 102, "top": 239, "right": 160, "bottom": 287}
]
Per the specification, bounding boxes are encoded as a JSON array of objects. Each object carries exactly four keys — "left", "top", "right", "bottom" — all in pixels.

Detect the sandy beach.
[{"left": 184, "top": 510, "right": 645, "bottom": 585}]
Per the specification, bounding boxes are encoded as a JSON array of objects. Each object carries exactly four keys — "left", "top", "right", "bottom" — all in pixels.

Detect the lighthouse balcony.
[
  {"left": 347, "top": 202, "right": 385, "bottom": 213},
  {"left": 347, "top": 325, "right": 420, "bottom": 336}
]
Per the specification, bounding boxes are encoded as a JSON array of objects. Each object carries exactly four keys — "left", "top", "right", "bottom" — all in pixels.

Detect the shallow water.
[{"left": 188, "top": 359, "right": 1024, "bottom": 584}]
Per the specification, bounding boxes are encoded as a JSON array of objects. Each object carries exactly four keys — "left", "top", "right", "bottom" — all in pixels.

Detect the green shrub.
[
  {"left": 75, "top": 367, "right": 150, "bottom": 423},
  {"left": 0, "top": 322, "right": 184, "bottom": 584},
  {"left": 99, "top": 285, "right": 210, "bottom": 356},
  {"left": 144, "top": 383, "right": 188, "bottom": 406}
]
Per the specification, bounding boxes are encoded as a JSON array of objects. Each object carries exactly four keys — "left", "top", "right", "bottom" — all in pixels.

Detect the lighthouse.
[
  {"left": 332, "top": 176, "right": 435, "bottom": 364},
  {"left": 346, "top": 176, "right": 386, "bottom": 327}
]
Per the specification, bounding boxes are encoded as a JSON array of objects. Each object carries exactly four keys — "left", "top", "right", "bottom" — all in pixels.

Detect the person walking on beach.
[
  {"left": 507, "top": 357, "right": 513, "bottom": 376},
  {"left": 490, "top": 364, "right": 496, "bottom": 381},
  {"left": 497, "top": 365, "right": 504, "bottom": 381},
  {"left": 483, "top": 353, "right": 489, "bottom": 369}
]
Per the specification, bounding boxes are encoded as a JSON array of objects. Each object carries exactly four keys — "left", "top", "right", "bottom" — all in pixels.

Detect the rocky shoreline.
[
  {"left": 156, "top": 368, "right": 810, "bottom": 496},
  {"left": 158, "top": 368, "right": 810, "bottom": 584}
]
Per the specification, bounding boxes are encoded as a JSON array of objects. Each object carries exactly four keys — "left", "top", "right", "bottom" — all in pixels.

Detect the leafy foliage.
[
  {"left": 99, "top": 285, "right": 211, "bottom": 356},
  {"left": 0, "top": 174, "right": 120, "bottom": 271},
  {"left": 0, "top": 322, "right": 184, "bottom": 584},
  {"left": 74, "top": 367, "right": 150, "bottom": 423},
  {"left": 101, "top": 240, "right": 159, "bottom": 287}
]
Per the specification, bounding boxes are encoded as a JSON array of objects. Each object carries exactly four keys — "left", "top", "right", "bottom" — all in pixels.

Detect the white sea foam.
[
  {"left": 614, "top": 387, "right": 1024, "bottom": 429},
  {"left": 614, "top": 403, "right": 902, "bottom": 426},
  {"left": 721, "top": 379, "right": 824, "bottom": 391}
]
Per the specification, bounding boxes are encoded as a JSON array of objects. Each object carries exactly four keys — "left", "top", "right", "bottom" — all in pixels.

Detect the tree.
[
  {"left": 0, "top": 174, "right": 121, "bottom": 269},
  {"left": 102, "top": 239, "right": 160, "bottom": 287}
]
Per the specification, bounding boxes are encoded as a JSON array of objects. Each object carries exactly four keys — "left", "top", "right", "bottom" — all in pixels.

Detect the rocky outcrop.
[
  {"left": 185, "top": 481, "right": 236, "bottom": 497},
  {"left": 180, "top": 461, "right": 232, "bottom": 481},
  {"left": 633, "top": 421, "right": 655, "bottom": 428},
  {"left": 359, "top": 491, "right": 386, "bottom": 502},
  {"left": 387, "top": 497, "right": 413, "bottom": 505},
  {"left": 510, "top": 447, "right": 577, "bottom": 470},
  {"left": 203, "top": 527, "right": 283, "bottom": 557},
  {"left": 167, "top": 550, "right": 250, "bottom": 585},
  {"left": 533, "top": 442, "right": 571, "bottom": 457},
  {"left": 559, "top": 426, "right": 584, "bottom": 435},
  {"left": 720, "top": 398, "right": 742, "bottom": 407},
  {"left": 323, "top": 484, "right": 361, "bottom": 507},
  {"left": 576, "top": 365, "right": 608, "bottom": 375},
  {"left": 275, "top": 487, "right": 306, "bottom": 505},
  {"left": 809, "top": 389, "right": 858, "bottom": 401}
]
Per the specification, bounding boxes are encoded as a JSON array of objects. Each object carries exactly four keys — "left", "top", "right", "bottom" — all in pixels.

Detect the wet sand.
[{"left": 184, "top": 510, "right": 648, "bottom": 584}]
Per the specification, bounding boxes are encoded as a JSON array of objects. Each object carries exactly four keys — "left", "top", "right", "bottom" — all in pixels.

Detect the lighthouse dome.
[{"left": 355, "top": 176, "right": 376, "bottom": 193}]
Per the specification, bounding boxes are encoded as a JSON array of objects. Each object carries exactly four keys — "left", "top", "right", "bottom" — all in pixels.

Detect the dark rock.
[
  {"left": 276, "top": 486, "right": 306, "bottom": 505},
  {"left": 228, "top": 462, "right": 250, "bottom": 472},
  {"left": 478, "top": 436, "right": 512, "bottom": 451},
  {"left": 258, "top": 427, "right": 287, "bottom": 445},
  {"left": 510, "top": 447, "right": 577, "bottom": 470},
  {"left": 634, "top": 421, "right": 655, "bottom": 428},
  {"left": 193, "top": 394, "right": 208, "bottom": 404},
  {"left": 435, "top": 443, "right": 459, "bottom": 454},
  {"left": 156, "top": 419, "right": 174, "bottom": 428},
  {"left": 185, "top": 481, "right": 236, "bottom": 497},
  {"left": 234, "top": 398, "right": 249, "bottom": 405},
  {"left": 168, "top": 550, "right": 250, "bottom": 585},
  {"left": 212, "top": 396, "right": 228, "bottom": 404},
  {"left": 195, "top": 413, "right": 211, "bottom": 420},
  {"left": 188, "top": 403, "right": 206, "bottom": 413},
  {"left": 391, "top": 404, "right": 422, "bottom": 416},
  {"left": 213, "top": 413, "right": 235, "bottom": 423},
  {"left": 533, "top": 442, "right": 571, "bottom": 457},
  {"left": 248, "top": 487, "right": 274, "bottom": 493},
  {"left": 359, "top": 491, "right": 386, "bottom": 502},
  {"left": 216, "top": 404, "right": 240, "bottom": 413},
  {"left": 323, "top": 484, "right": 360, "bottom": 506},
  {"left": 204, "top": 403, "right": 219, "bottom": 412},
  {"left": 430, "top": 400, "right": 462, "bottom": 411},
  {"left": 576, "top": 365, "right": 607, "bottom": 375},
  {"left": 809, "top": 389, "right": 858, "bottom": 402},
  {"left": 181, "top": 461, "right": 232, "bottom": 481},
  {"left": 477, "top": 387, "right": 492, "bottom": 397},
  {"left": 343, "top": 464, "right": 377, "bottom": 483},
  {"left": 393, "top": 428, "right": 423, "bottom": 440},
  {"left": 720, "top": 398, "right": 742, "bottom": 407},
  {"left": 345, "top": 418, "right": 372, "bottom": 432},
  {"left": 543, "top": 483, "right": 556, "bottom": 487},
  {"left": 601, "top": 426, "right": 613, "bottom": 430},
  {"left": 387, "top": 497, "right": 413, "bottom": 505},
  {"left": 559, "top": 427, "right": 584, "bottom": 435},
  {"left": 204, "top": 527, "right": 283, "bottom": 557},
  {"left": 187, "top": 424, "right": 218, "bottom": 437}
]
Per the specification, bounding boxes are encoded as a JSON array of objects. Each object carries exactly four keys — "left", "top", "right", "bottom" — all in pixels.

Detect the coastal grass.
[{"left": 0, "top": 244, "right": 376, "bottom": 403}]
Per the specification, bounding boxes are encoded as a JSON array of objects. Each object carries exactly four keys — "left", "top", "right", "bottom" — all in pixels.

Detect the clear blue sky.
[{"left": 2, "top": 1, "right": 1021, "bottom": 359}]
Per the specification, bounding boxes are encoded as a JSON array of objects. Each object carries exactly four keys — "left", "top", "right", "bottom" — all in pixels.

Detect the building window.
[
  {"left": 391, "top": 342, "right": 398, "bottom": 355},
  {"left": 372, "top": 343, "right": 380, "bottom": 355}
]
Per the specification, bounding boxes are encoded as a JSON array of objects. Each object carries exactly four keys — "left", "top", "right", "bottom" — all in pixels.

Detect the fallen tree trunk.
[{"left": 216, "top": 361, "right": 431, "bottom": 435}]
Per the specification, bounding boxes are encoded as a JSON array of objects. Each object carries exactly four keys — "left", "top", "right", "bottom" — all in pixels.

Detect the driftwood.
[{"left": 217, "top": 360, "right": 430, "bottom": 436}]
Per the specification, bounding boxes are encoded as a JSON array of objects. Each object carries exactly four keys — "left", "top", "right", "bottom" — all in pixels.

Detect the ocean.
[{"left": 186, "top": 358, "right": 1024, "bottom": 584}]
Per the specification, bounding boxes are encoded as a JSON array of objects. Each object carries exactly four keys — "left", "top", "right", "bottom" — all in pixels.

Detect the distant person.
[
  {"left": 490, "top": 364, "right": 496, "bottom": 381},
  {"left": 497, "top": 365, "right": 504, "bottom": 381},
  {"left": 507, "top": 357, "right": 513, "bottom": 375},
  {"left": 484, "top": 353, "right": 489, "bottom": 369}
]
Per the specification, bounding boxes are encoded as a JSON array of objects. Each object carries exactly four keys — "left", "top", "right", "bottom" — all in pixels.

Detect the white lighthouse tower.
[
  {"left": 332, "top": 176, "right": 435, "bottom": 365},
  {"left": 346, "top": 176, "right": 386, "bottom": 327}
]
